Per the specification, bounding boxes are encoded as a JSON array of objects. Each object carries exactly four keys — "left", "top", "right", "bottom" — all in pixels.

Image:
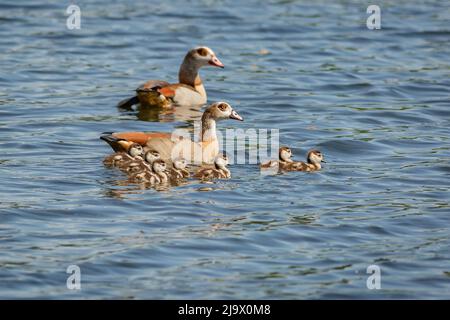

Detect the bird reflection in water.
[{"left": 118, "top": 102, "right": 204, "bottom": 123}]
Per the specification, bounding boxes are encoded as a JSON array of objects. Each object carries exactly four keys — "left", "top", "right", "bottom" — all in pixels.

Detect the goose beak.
[
  {"left": 209, "top": 56, "right": 224, "bottom": 68},
  {"left": 229, "top": 109, "right": 243, "bottom": 121}
]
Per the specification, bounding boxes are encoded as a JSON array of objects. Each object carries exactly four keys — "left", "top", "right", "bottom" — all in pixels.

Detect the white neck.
[
  {"left": 307, "top": 156, "right": 322, "bottom": 170},
  {"left": 201, "top": 114, "right": 217, "bottom": 142}
]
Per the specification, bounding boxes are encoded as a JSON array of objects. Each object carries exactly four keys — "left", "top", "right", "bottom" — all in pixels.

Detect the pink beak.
[{"left": 209, "top": 56, "right": 224, "bottom": 68}]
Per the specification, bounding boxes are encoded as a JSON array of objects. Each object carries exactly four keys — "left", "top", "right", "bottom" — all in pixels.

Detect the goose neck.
[{"left": 201, "top": 112, "right": 217, "bottom": 142}]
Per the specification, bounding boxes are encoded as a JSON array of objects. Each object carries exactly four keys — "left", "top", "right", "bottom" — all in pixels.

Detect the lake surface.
[{"left": 0, "top": 0, "right": 449, "bottom": 299}]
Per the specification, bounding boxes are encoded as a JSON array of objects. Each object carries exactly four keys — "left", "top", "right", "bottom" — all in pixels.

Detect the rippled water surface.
[{"left": 1, "top": 0, "right": 450, "bottom": 299}]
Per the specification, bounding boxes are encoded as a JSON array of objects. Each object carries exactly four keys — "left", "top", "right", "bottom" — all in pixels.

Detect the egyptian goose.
[
  {"left": 119, "top": 159, "right": 146, "bottom": 174},
  {"left": 117, "top": 47, "right": 224, "bottom": 109},
  {"left": 127, "top": 152, "right": 159, "bottom": 182},
  {"left": 103, "top": 143, "right": 143, "bottom": 167},
  {"left": 152, "top": 159, "right": 169, "bottom": 183},
  {"left": 100, "top": 102, "right": 243, "bottom": 164},
  {"left": 194, "top": 153, "right": 230, "bottom": 180},
  {"left": 142, "top": 150, "right": 161, "bottom": 169},
  {"left": 120, "top": 149, "right": 160, "bottom": 175},
  {"left": 260, "top": 146, "right": 293, "bottom": 170},
  {"left": 169, "top": 157, "right": 190, "bottom": 180},
  {"left": 129, "top": 158, "right": 168, "bottom": 185},
  {"left": 129, "top": 171, "right": 153, "bottom": 184},
  {"left": 129, "top": 167, "right": 161, "bottom": 185},
  {"left": 283, "top": 150, "right": 325, "bottom": 172}
]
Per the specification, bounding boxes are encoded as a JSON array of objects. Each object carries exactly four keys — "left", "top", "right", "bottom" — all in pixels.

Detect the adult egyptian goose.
[
  {"left": 117, "top": 47, "right": 224, "bottom": 109},
  {"left": 100, "top": 102, "right": 243, "bottom": 164},
  {"left": 194, "top": 153, "right": 230, "bottom": 180},
  {"left": 103, "top": 143, "right": 143, "bottom": 167},
  {"left": 260, "top": 146, "right": 293, "bottom": 170},
  {"left": 283, "top": 150, "right": 325, "bottom": 172}
]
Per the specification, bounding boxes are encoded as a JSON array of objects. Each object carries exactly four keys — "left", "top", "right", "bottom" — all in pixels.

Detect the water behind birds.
[{"left": 0, "top": 0, "right": 449, "bottom": 299}]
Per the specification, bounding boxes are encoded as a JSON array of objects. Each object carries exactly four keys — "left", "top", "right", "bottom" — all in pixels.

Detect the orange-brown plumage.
[
  {"left": 157, "top": 86, "right": 176, "bottom": 98},
  {"left": 112, "top": 132, "right": 172, "bottom": 146}
]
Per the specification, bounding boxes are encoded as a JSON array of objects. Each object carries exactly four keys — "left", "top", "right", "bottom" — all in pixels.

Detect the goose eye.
[
  {"left": 197, "top": 48, "right": 207, "bottom": 56},
  {"left": 218, "top": 103, "right": 227, "bottom": 111}
]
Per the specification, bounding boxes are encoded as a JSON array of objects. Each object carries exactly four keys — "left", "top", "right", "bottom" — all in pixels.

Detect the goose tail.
[{"left": 117, "top": 96, "right": 139, "bottom": 109}]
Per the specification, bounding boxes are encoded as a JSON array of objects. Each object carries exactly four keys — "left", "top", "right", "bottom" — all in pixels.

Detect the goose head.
[
  {"left": 173, "top": 157, "right": 188, "bottom": 170},
  {"left": 214, "top": 153, "right": 229, "bottom": 170},
  {"left": 203, "top": 102, "right": 243, "bottom": 122},
  {"left": 187, "top": 46, "right": 224, "bottom": 69},
  {"left": 128, "top": 143, "right": 144, "bottom": 158},
  {"left": 115, "top": 140, "right": 143, "bottom": 156},
  {"left": 152, "top": 159, "right": 167, "bottom": 174},
  {"left": 133, "top": 172, "right": 149, "bottom": 183},
  {"left": 126, "top": 161, "right": 142, "bottom": 173},
  {"left": 279, "top": 146, "right": 292, "bottom": 162},
  {"left": 307, "top": 150, "right": 325, "bottom": 165},
  {"left": 144, "top": 150, "right": 160, "bottom": 164}
]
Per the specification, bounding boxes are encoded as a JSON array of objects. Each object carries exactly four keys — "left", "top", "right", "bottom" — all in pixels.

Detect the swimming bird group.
[
  {"left": 102, "top": 140, "right": 231, "bottom": 186},
  {"left": 101, "top": 46, "right": 324, "bottom": 187},
  {"left": 259, "top": 147, "right": 325, "bottom": 172}
]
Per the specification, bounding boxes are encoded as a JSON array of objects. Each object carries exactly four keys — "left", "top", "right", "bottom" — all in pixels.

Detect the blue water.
[{"left": 1, "top": 0, "right": 449, "bottom": 299}]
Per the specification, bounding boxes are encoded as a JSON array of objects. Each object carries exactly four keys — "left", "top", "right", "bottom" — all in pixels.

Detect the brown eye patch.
[
  {"left": 197, "top": 48, "right": 208, "bottom": 56},
  {"left": 218, "top": 103, "right": 227, "bottom": 111}
]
